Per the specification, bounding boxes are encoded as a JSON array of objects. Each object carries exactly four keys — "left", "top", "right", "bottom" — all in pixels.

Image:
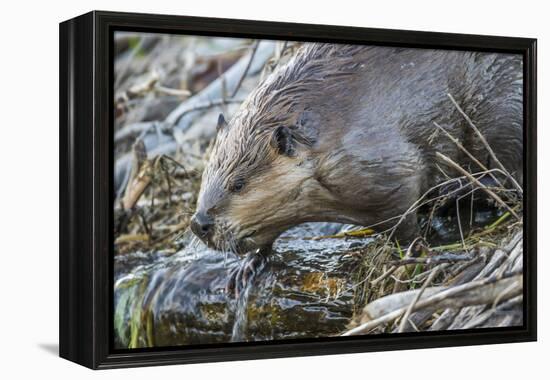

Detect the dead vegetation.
[
  {"left": 113, "top": 33, "right": 299, "bottom": 256},
  {"left": 113, "top": 33, "right": 524, "bottom": 335},
  {"left": 341, "top": 95, "right": 523, "bottom": 335}
]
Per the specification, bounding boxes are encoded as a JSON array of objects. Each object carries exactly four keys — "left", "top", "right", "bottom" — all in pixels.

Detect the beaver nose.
[{"left": 190, "top": 212, "right": 214, "bottom": 239}]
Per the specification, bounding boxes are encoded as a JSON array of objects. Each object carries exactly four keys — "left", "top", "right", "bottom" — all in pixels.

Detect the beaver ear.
[
  {"left": 216, "top": 113, "right": 228, "bottom": 132},
  {"left": 270, "top": 126, "right": 295, "bottom": 156}
]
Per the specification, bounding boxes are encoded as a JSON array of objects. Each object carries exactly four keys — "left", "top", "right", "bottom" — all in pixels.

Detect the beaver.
[{"left": 190, "top": 43, "right": 523, "bottom": 291}]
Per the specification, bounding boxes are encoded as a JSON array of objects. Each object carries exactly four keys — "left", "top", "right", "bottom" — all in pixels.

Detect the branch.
[
  {"left": 436, "top": 152, "right": 520, "bottom": 220},
  {"left": 230, "top": 40, "right": 260, "bottom": 98},
  {"left": 433, "top": 121, "right": 505, "bottom": 190},
  {"left": 398, "top": 264, "right": 445, "bottom": 332},
  {"left": 446, "top": 93, "right": 523, "bottom": 195},
  {"left": 388, "top": 252, "right": 474, "bottom": 267},
  {"left": 342, "top": 270, "right": 522, "bottom": 336},
  {"left": 114, "top": 41, "right": 276, "bottom": 193}
]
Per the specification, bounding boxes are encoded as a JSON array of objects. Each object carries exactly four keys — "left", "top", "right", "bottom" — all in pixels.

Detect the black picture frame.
[{"left": 59, "top": 10, "right": 537, "bottom": 369}]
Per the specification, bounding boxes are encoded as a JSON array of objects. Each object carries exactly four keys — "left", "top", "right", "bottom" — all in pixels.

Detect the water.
[
  {"left": 113, "top": 209, "right": 500, "bottom": 349},
  {"left": 230, "top": 285, "right": 252, "bottom": 342},
  {"left": 114, "top": 223, "right": 367, "bottom": 348}
]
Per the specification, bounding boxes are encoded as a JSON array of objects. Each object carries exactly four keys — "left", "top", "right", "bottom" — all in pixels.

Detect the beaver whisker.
[
  {"left": 228, "top": 232, "right": 239, "bottom": 252},
  {"left": 215, "top": 227, "right": 237, "bottom": 256},
  {"left": 223, "top": 223, "right": 240, "bottom": 238},
  {"left": 226, "top": 234, "right": 237, "bottom": 249},
  {"left": 219, "top": 239, "right": 229, "bottom": 265},
  {"left": 221, "top": 237, "right": 233, "bottom": 266}
]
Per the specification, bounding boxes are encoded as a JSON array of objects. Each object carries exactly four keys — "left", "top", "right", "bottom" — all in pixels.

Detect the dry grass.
[
  {"left": 113, "top": 36, "right": 524, "bottom": 335},
  {"left": 341, "top": 95, "right": 523, "bottom": 335}
]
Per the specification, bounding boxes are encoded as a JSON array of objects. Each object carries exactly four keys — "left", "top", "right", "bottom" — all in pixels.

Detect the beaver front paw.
[{"left": 225, "top": 249, "right": 268, "bottom": 298}]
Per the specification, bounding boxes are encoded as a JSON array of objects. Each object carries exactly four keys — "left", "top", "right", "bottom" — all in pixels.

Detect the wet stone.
[{"left": 114, "top": 223, "right": 367, "bottom": 348}]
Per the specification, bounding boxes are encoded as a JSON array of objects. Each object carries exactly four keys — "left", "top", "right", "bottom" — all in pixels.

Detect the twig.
[
  {"left": 114, "top": 233, "right": 150, "bottom": 244},
  {"left": 154, "top": 85, "right": 191, "bottom": 97},
  {"left": 114, "top": 98, "right": 244, "bottom": 143},
  {"left": 115, "top": 121, "right": 168, "bottom": 143},
  {"left": 115, "top": 41, "right": 276, "bottom": 192},
  {"left": 371, "top": 238, "right": 424, "bottom": 286},
  {"left": 218, "top": 59, "right": 228, "bottom": 115},
  {"left": 446, "top": 93, "right": 523, "bottom": 195},
  {"left": 456, "top": 197, "right": 466, "bottom": 250},
  {"left": 368, "top": 167, "right": 506, "bottom": 278},
  {"left": 398, "top": 264, "right": 446, "bottom": 332},
  {"left": 391, "top": 261, "right": 448, "bottom": 286},
  {"left": 309, "top": 228, "right": 375, "bottom": 240},
  {"left": 231, "top": 40, "right": 260, "bottom": 98},
  {"left": 342, "top": 270, "right": 521, "bottom": 336},
  {"left": 368, "top": 167, "right": 515, "bottom": 287},
  {"left": 379, "top": 168, "right": 502, "bottom": 248},
  {"left": 171, "top": 98, "right": 244, "bottom": 128},
  {"left": 388, "top": 253, "right": 474, "bottom": 267},
  {"left": 486, "top": 210, "right": 513, "bottom": 229},
  {"left": 122, "top": 141, "right": 152, "bottom": 210},
  {"left": 433, "top": 122, "right": 505, "bottom": 190},
  {"left": 371, "top": 266, "right": 399, "bottom": 286},
  {"left": 463, "top": 296, "right": 523, "bottom": 329},
  {"left": 436, "top": 152, "right": 519, "bottom": 220}
]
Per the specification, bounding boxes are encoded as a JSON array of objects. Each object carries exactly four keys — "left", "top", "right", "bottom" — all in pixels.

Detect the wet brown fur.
[{"left": 194, "top": 43, "right": 523, "bottom": 253}]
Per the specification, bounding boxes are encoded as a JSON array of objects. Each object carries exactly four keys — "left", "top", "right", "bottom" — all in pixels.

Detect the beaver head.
[
  {"left": 190, "top": 43, "right": 377, "bottom": 253},
  {"left": 190, "top": 103, "right": 321, "bottom": 254}
]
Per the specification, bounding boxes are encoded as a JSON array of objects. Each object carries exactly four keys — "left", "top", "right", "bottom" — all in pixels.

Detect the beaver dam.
[{"left": 113, "top": 34, "right": 524, "bottom": 348}]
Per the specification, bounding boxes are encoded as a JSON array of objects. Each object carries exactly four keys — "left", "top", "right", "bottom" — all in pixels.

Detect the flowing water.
[{"left": 114, "top": 223, "right": 370, "bottom": 349}]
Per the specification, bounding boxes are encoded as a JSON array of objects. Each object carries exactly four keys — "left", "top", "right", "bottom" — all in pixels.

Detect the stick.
[
  {"left": 115, "top": 121, "right": 167, "bottom": 143},
  {"left": 169, "top": 98, "right": 244, "bottom": 129},
  {"left": 389, "top": 253, "right": 474, "bottom": 267},
  {"left": 114, "top": 41, "right": 276, "bottom": 192},
  {"left": 398, "top": 264, "right": 445, "bottom": 332},
  {"left": 231, "top": 40, "right": 260, "bottom": 98},
  {"left": 114, "top": 98, "right": 244, "bottom": 143},
  {"left": 371, "top": 266, "right": 399, "bottom": 286},
  {"left": 371, "top": 238, "right": 423, "bottom": 286},
  {"left": 166, "top": 40, "right": 274, "bottom": 129},
  {"left": 446, "top": 93, "right": 523, "bottom": 195},
  {"left": 436, "top": 152, "right": 519, "bottom": 220},
  {"left": 433, "top": 122, "right": 505, "bottom": 190},
  {"left": 154, "top": 85, "right": 191, "bottom": 97},
  {"left": 342, "top": 270, "right": 522, "bottom": 336},
  {"left": 122, "top": 141, "right": 152, "bottom": 210},
  {"left": 463, "top": 296, "right": 523, "bottom": 329}
]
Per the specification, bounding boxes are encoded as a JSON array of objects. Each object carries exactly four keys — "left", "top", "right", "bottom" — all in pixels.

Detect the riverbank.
[{"left": 112, "top": 33, "right": 524, "bottom": 348}]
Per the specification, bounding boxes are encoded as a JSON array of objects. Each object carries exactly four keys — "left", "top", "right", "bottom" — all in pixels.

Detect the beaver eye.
[{"left": 231, "top": 179, "right": 245, "bottom": 193}]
